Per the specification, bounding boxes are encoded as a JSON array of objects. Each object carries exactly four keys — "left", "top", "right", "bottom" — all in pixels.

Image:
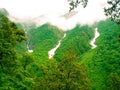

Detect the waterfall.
[
  {"left": 90, "top": 28, "right": 100, "bottom": 49},
  {"left": 48, "top": 33, "right": 66, "bottom": 59},
  {"left": 23, "top": 24, "right": 33, "bottom": 53},
  {"left": 26, "top": 40, "right": 33, "bottom": 53}
]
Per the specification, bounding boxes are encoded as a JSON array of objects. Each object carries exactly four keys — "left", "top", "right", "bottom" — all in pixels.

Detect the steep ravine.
[
  {"left": 48, "top": 33, "right": 66, "bottom": 59},
  {"left": 26, "top": 40, "right": 33, "bottom": 53},
  {"left": 90, "top": 28, "right": 100, "bottom": 49},
  {"left": 22, "top": 24, "right": 34, "bottom": 53}
]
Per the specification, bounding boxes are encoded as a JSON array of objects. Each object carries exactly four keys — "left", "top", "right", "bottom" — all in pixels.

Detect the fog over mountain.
[
  {"left": 0, "top": 0, "right": 107, "bottom": 30},
  {"left": 1, "top": 1, "right": 120, "bottom": 89}
]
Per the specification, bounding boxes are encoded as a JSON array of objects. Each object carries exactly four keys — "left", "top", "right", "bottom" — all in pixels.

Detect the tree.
[
  {"left": 0, "top": 13, "right": 26, "bottom": 72},
  {"left": 57, "top": 50, "right": 91, "bottom": 90},
  {"left": 0, "top": 13, "right": 28, "bottom": 89},
  {"left": 104, "top": 0, "right": 120, "bottom": 24},
  {"left": 105, "top": 73, "right": 120, "bottom": 90},
  {"left": 33, "top": 50, "right": 91, "bottom": 90},
  {"left": 20, "top": 53, "right": 34, "bottom": 70},
  {"left": 68, "top": 0, "right": 120, "bottom": 24},
  {"left": 68, "top": 0, "right": 88, "bottom": 11}
]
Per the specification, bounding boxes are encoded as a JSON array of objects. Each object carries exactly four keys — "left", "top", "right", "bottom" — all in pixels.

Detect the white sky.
[{"left": 0, "top": 0, "right": 108, "bottom": 30}]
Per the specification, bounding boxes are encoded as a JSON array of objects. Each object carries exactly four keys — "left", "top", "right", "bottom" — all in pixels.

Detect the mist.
[{"left": 0, "top": 0, "right": 107, "bottom": 30}]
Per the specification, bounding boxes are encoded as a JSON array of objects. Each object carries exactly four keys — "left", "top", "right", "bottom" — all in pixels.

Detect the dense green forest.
[
  {"left": 0, "top": 12, "right": 120, "bottom": 90},
  {"left": 54, "top": 24, "right": 94, "bottom": 61}
]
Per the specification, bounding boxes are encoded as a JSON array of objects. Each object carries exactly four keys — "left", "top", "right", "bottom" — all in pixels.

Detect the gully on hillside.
[
  {"left": 90, "top": 28, "right": 100, "bottom": 49},
  {"left": 48, "top": 33, "right": 66, "bottom": 59},
  {"left": 23, "top": 25, "right": 34, "bottom": 53},
  {"left": 26, "top": 40, "right": 33, "bottom": 53}
]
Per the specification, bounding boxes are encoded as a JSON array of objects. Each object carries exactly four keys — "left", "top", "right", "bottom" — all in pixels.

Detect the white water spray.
[
  {"left": 48, "top": 33, "right": 66, "bottom": 59},
  {"left": 90, "top": 28, "right": 100, "bottom": 49}
]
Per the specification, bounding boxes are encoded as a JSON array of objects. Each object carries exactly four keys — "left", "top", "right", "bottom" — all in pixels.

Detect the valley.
[
  {"left": 0, "top": 8, "right": 120, "bottom": 90},
  {"left": 14, "top": 19, "right": 120, "bottom": 90},
  {"left": 48, "top": 33, "right": 66, "bottom": 59}
]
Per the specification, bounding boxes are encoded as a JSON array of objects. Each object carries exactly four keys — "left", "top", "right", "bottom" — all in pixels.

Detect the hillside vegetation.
[
  {"left": 80, "top": 19, "right": 120, "bottom": 90},
  {"left": 0, "top": 12, "right": 120, "bottom": 90},
  {"left": 54, "top": 24, "right": 94, "bottom": 61}
]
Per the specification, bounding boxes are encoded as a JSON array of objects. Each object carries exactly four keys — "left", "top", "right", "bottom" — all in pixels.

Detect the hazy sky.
[{"left": 0, "top": 0, "right": 108, "bottom": 30}]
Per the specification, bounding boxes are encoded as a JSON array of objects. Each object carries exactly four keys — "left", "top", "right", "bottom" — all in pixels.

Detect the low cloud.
[{"left": 0, "top": 0, "right": 107, "bottom": 30}]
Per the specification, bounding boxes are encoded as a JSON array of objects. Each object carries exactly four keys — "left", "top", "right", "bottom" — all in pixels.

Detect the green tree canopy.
[
  {"left": 0, "top": 13, "right": 26, "bottom": 71},
  {"left": 33, "top": 50, "right": 91, "bottom": 90}
]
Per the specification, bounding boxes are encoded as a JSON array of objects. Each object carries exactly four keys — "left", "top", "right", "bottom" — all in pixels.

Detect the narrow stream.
[
  {"left": 26, "top": 40, "right": 33, "bottom": 53},
  {"left": 48, "top": 27, "right": 99, "bottom": 58},
  {"left": 90, "top": 27, "right": 100, "bottom": 49},
  {"left": 48, "top": 33, "right": 66, "bottom": 59},
  {"left": 23, "top": 25, "right": 34, "bottom": 53}
]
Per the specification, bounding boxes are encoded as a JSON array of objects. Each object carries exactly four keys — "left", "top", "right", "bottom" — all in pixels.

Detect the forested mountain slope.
[
  {"left": 0, "top": 13, "right": 29, "bottom": 89},
  {"left": 15, "top": 19, "right": 120, "bottom": 89},
  {"left": 54, "top": 25, "right": 94, "bottom": 61},
  {"left": 16, "top": 23, "right": 64, "bottom": 63},
  {"left": 28, "top": 24, "right": 64, "bottom": 63},
  {"left": 80, "top": 19, "right": 120, "bottom": 90},
  {"left": 1, "top": 10, "right": 120, "bottom": 89}
]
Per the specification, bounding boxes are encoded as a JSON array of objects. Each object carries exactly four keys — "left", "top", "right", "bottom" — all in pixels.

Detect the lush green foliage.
[
  {"left": 15, "top": 23, "right": 37, "bottom": 53},
  {"left": 29, "top": 23, "right": 63, "bottom": 49},
  {"left": 54, "top": 25, "right": 94, "bottom": 61},
  {"left": 0, "top": 13, "right": 26, "bottom": 70},
  {"left": 33, "top": 51, "right": 91, "bottom": 90},
  {"left": 80, "top": 19, "right": 120, "bottom": 89},
  {"left": 1, "top": 12, "right": 120, "bottom": 90},
  {"left": 16, "top": 23, "right": 64, "bottom": 63},
  {"left": 0, "top": 13, "right": 32, "bottom": 89},
  {"left": 28, "top": 23, "right": 64, "bottom": 64}
]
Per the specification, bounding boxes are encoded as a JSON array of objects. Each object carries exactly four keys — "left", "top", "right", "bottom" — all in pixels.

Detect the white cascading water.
[
  {"left": 26, "top": 41, "right": 33, "bottom": 53},
  {"left": 90, "top": 27, "right": 100, "bottom": 49},
  {"left": 24, "top": 27, "right": 34, "bottom": 53},
  {"left": 48, "top": 33, "right": 66, "bottom": 59}
]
